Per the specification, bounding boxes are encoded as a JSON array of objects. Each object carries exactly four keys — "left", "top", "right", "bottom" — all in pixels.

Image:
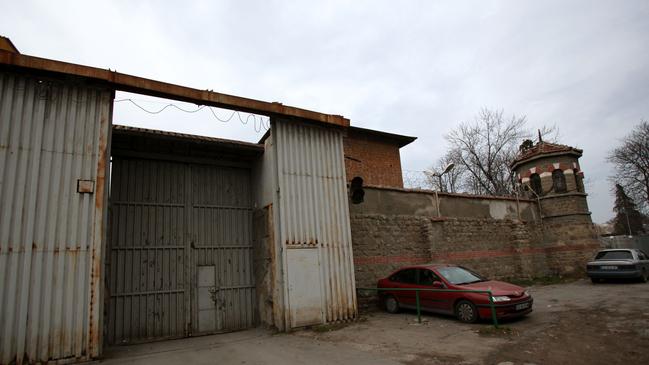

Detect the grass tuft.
[{"left": 477, "top": 325, "right": 517, "bottom": 336}]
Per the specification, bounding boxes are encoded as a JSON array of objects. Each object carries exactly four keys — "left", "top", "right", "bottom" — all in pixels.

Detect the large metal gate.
[{"left": 107, "top": 157, "right": 255, "bottom": 345}]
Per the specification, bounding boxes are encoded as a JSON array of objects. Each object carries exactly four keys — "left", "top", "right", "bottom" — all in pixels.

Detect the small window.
[
  {"left": 575, "top": 172, "right": 584, "bottom": 192},
  {"left": 553, "top": 169, "right": 567, "bottom": 193},
  {"left": 391, "top": 269, "right": 417, "bottom": 284},
  {"left": 530, "top": 173, "right": 542, "bottom": 196},
  {"left": 350, "top": 176, "right": 364, "bottom": 204}
]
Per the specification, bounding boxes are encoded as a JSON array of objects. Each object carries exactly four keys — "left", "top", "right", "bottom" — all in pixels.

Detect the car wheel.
[
  {"left": 455, "top": 300, "right": 479, "bottom": 323},
  {"left": 384, "top": 295, "right": 400, "bottom": 314}
]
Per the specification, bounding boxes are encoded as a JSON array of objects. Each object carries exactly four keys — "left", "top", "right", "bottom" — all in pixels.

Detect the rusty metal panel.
[
  {"left": 0, "top": 49, "right": 351, "bottom": 128},
  {"left": 273, "top": 120, "right": 357, "bottom": 327},
  {"left": 0, "top": 71, "right": 112, "bottom": 364},
  {"left": 107, "top": 157, "right": 255, "bottom": 344},
  {"left": 189, "top": 164, "right": 256, "bottom": 333},
  {"left": 107, "top": 158, "right": 188, "bottom": 344}
]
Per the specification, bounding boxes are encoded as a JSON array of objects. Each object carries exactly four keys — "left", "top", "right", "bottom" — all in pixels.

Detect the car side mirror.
[{"left": 432, "top": 281, "right": 444, "bottom": 289}]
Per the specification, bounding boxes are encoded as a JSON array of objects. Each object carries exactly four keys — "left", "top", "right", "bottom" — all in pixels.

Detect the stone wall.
[
  {"left": 539, "top": 193, "right": 590, "bottom": 217},
  {"left": 350, "top": 186, "right": 600, "bottom": 290},
  {"left": 600, "top": 234, "right": 649, "bottom": 253}
]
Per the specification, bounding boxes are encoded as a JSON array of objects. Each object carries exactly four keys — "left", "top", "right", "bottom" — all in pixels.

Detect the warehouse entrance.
[{"left": 105, "top": 126, "right": 262, "bottom": 345}]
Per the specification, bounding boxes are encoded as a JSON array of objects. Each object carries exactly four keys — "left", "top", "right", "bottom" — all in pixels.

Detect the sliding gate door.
[{"left": 107, "top": 157, "right": 255, "bottom": 344}]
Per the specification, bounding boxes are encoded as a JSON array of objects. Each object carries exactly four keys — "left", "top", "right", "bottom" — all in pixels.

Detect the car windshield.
[
  {"left": 595, "top": 250, "right": 633, "bottom": 260},
  {"left": 437, "top": 266, "right": 486, "bottom": 285}
]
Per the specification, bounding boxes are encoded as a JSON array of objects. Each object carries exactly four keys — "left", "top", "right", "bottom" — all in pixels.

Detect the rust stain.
[{"left": 88, "top": 109, "right": 109, "bottom": 357}]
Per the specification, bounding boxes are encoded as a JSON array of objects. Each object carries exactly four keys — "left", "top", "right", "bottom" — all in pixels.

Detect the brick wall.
[
  {"left": 343, "top": 132, "right": 404, "bottom": 188},
  {"left": 539, "top": 193, "right": 590, "bottom": 217}
]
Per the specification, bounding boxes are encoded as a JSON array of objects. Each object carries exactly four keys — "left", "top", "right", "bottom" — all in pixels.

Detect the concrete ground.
[{"left": 101, "top": 279, "right": 649, "bottom": 365}]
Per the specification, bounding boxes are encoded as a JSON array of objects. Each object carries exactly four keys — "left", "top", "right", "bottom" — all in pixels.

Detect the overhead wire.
[{"left": 114, "top": 98, "right": 271, "bottom": 132}]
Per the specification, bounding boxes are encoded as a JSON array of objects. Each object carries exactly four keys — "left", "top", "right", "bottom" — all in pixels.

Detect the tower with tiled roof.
[
  {"left": 511, "top": 137, "right": 598, "bottom": 275},
  {"left": 511, "top": 139, "right": 586, "bottom": 200}
]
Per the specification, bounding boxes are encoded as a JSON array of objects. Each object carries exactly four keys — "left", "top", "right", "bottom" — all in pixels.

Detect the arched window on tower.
[
  {"left": 552, "top": 169, "right": 567, "bottom": 193},
  {"left": 530, "top": 173, "right": 542, "bottom": 196},
  {"left": 575, "top": 171, "right": 584, "bottom": 192}
]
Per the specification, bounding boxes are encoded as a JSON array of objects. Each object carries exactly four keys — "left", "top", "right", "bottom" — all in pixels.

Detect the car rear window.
[{"left": 595, "top": 251, "right": 633, "bottom": 260}]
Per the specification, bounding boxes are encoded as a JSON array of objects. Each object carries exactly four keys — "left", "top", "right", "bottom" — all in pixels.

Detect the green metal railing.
[{"left": 357, "top": 287, "right": 499, "bottom": 328}]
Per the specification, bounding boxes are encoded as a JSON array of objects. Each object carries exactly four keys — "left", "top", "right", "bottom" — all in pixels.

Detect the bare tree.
[
  {"left": 445, "top": 108, "right": 528, "bottom": 196},
  {"left": 607, "top": 121, "right": 649, "bottom": 213},
  {"left": 425, "top": 150, "right": 466, "bottom": 192}
]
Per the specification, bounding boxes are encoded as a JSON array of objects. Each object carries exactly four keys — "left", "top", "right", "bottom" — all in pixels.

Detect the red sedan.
[{"left": 377, "top": 264, "right": 533, "bottom": 323}]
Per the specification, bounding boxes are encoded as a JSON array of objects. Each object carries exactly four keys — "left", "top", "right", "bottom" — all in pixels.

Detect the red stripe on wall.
[
  {"left": 354, "top": 243, "right": 599, "bottom": 265},
  {"left": 353, "top": 256, "right": 430, "bottom": 265}
]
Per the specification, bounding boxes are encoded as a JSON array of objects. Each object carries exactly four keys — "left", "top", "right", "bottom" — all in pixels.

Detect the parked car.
[
  {"left": 586, "top": 249, "right": 649, "bottom": 283},
  {"left": 377, "top": 264, "right": 533, "bottom": 323}
]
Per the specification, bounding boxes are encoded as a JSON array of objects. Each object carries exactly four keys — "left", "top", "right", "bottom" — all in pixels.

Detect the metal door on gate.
[{"left": 107, "top": 157, "right": 255, "bottom": 345}]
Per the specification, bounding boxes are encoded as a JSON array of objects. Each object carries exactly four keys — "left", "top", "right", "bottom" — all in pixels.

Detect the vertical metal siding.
[
  {"left": 190, "top": 164, "right": 256, "bottom": 333},
  {"left": 0, "top": 72, "right": 111, "bottom": 364},
  {"left": 274, "top": 120, "right": 357, "bottom": 326},
  {"left": 108, "top": 158, "right": 188, "bottom": 344},
  {"left": 108, "top": 157, "right": 256, "bottom": 344}
]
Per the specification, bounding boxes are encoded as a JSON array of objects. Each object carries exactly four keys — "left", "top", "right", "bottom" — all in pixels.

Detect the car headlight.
[
  {"left": 492, "top": 296, "right": 511, "bottom": 302},
  {"left": 524, "top": 290, "right": 530, "bottom": 297}
]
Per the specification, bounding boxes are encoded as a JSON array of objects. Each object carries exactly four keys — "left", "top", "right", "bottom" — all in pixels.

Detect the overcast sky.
[{"left": 3, "top": 0, "right": 648, "bottom": 223}]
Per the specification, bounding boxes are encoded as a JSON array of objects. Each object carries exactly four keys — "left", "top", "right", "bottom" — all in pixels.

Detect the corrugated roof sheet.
[{"left": 112, "top": 125, "right": 265, "bottom": 151}]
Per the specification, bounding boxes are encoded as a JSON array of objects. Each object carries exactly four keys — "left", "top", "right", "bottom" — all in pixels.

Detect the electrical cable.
[{"left": 114, "top": 98, "right": 270, "bottom": 132}]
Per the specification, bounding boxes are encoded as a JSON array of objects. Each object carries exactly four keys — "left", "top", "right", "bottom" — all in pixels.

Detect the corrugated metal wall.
[
  {"left": 108, "top": 157, "right": 256, "bottom": 344},
  {"left": 0, "top": 72, "right": 112, "bottom": 364},
  {"left": 273, "top": 120, "right": 357, "bottom": 327},
  {"left": 190, "top": 164, "right": 256, "bottom": 333},
  {"left": 107, "top": 158, "right": 188, "bottom": 344}
]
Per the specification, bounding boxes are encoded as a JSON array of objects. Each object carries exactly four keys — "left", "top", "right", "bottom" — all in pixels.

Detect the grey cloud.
[{"left": 2, "top": 0, "right": 648, "bottom": 222}]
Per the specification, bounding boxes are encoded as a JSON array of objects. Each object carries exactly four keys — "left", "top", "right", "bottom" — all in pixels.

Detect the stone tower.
[{"left": 511, "top": 139, "right": 599, "bottom": 275}]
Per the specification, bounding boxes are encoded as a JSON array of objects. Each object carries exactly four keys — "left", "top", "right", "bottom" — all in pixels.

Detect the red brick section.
[
  {"left": 343, "top": 133, "right": 405, "bottom": 188},
  {"left": 354, "top": 243, "right": 600, "bottom": 265},
  {"left": 518, "top": 162, "right": 582, "bottom": 178}
]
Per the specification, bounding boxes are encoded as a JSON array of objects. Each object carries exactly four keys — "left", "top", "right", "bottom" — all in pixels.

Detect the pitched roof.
[
  {"left": 510, "top": 141, "right": 582, "bottom": 169},
  {"left": 347, "top": 126, "right": 417, "bottom": 148},
  {"left": 257, "top": 125, "right": 417, "bottom": 148}
]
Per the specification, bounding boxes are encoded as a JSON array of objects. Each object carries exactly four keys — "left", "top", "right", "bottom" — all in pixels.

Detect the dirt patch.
[
  {"left": 400, "top": 352, "right": 465, "bottom": 365},
  {"left": 485, "top": 307, "right": 649, "bottom": 365},
  {"left": 293, "top": 280, "right": 649, "bottom": 365},
  {"left": 311, "top": 321, "right": 358, "bottom": 333}
]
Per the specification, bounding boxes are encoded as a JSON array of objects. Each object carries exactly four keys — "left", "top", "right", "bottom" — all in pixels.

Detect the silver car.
[{"left": 587, "top": 249, "right": 649, "bottom": 283}]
